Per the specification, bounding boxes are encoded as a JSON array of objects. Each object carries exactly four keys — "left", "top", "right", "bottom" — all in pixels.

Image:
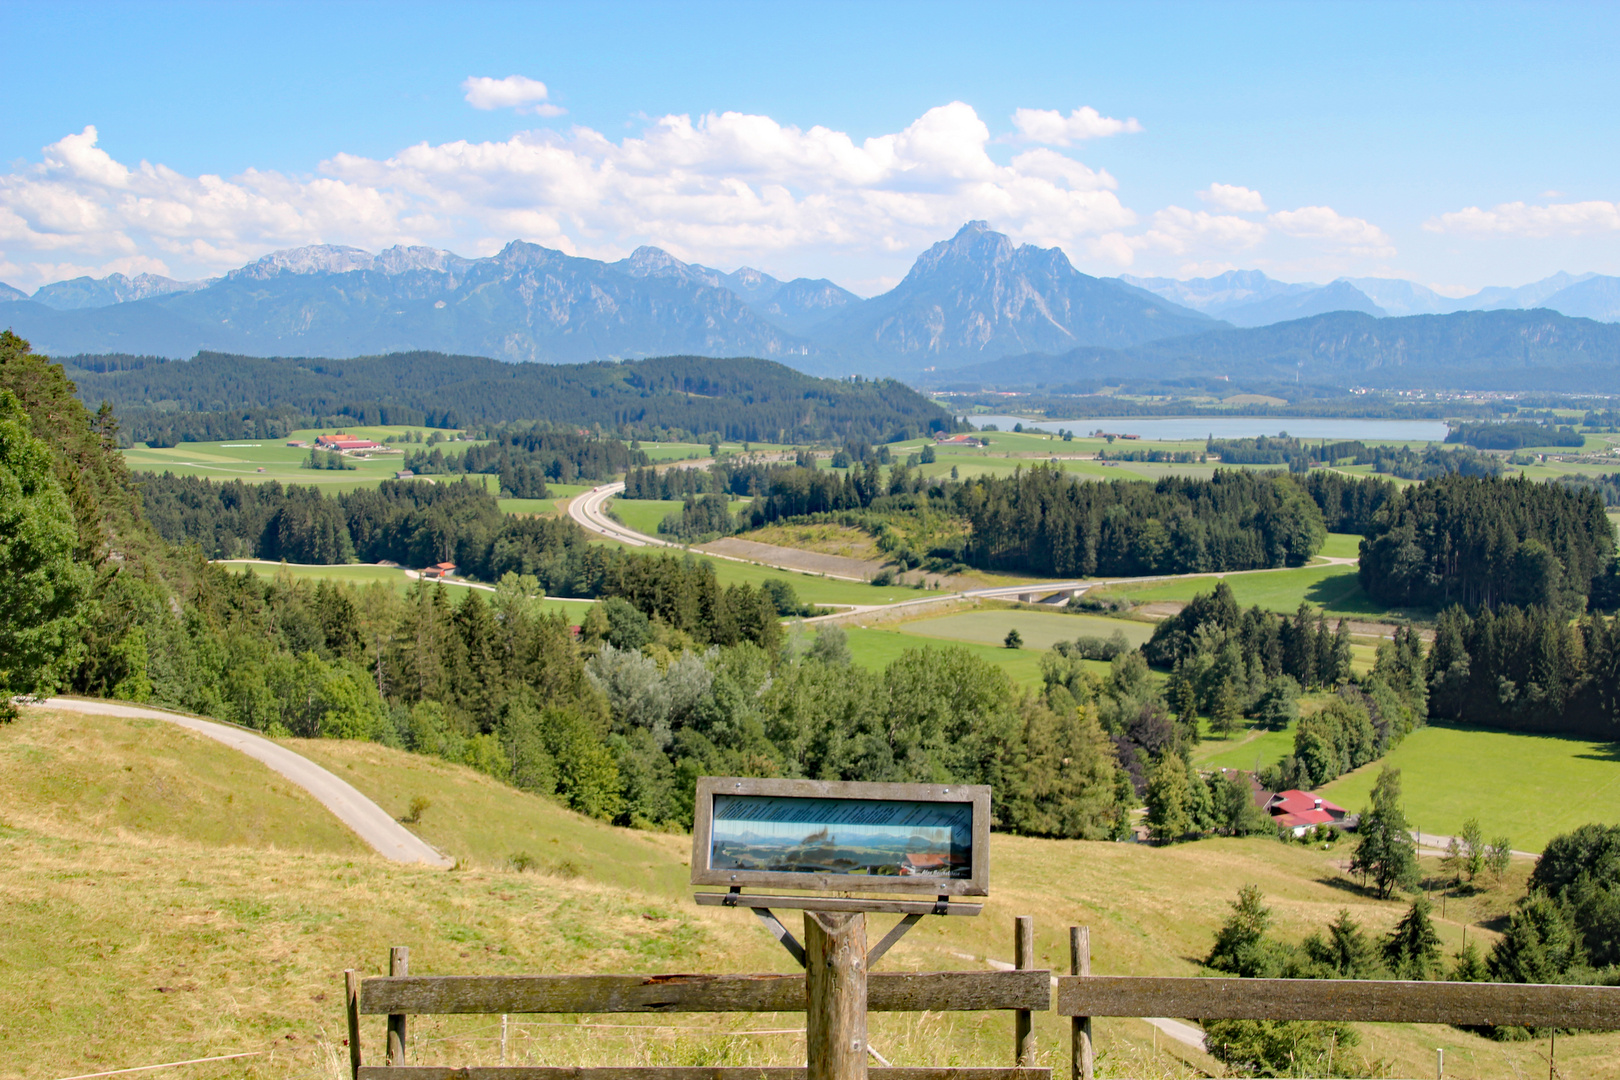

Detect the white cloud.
[
  {"left": 1426, "top": 199, "right": 1620, "bottom": 238},
  {"left": 0, "top": 106, "right": 1146, "bottom": 288},
  {"left": 1198, "top": 183, "right": 1266, "bottom": 213},
  {"left": 461, "top": 75, "right": 567, "bottom": 117},
  {"left": 0, "top": 103, "right": 1413, "bottom": 290},
  {"left": 1269, "top": 205, "right": 1395, "bottom": 256},
  {"left": 1138, "top": 205, "right": 1268, "bottom": 256},
  {"left": 1009, "top": 106, "right": 1142, "bottom": 146}
]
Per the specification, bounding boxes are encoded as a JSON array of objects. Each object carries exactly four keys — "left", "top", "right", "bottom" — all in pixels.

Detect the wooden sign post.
[
  {"left": 691, "top": 777, "right": 993, "bottom": 1078},
  {"left": 805, "top": 910, "right": 868, "bottom": 1080}
]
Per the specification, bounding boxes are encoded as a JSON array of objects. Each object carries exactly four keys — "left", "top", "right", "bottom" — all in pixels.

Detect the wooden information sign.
[{"left": 691, "top": 777, "right": 991, "bottom": 908}]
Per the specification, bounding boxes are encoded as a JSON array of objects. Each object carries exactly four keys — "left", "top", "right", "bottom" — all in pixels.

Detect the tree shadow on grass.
[
  {"left": 1576, "top": 741, "right": 1620, "bottom": 764},
  {"left": 1314, "top": 874, "right": 1379, "bottom": 899}
]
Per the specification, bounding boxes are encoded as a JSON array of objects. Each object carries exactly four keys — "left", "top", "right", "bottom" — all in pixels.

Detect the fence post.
[
  {"left": 1070, "top": 926, "right": 1094, "bottom": 1080},
  {"left": 387, "top": 945, "right": 409, "bottom": 1066},
  {"left": 805, "top": 911, "right": 868, "bottom": 1080},
  {"left": 1015, "top": 915, "right": 1036, "bottom": 1066},
  {"left": 344, "top": 969, "right": 362, "bottom": 1080}
]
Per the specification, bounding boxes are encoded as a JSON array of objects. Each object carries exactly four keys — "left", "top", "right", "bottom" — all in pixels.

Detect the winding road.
[
  {"left": 567, "top": 484, "right": 1363, "bottom": 625},
  {"left": 32, "top": 697, "right": 453, "bottom": 867}
]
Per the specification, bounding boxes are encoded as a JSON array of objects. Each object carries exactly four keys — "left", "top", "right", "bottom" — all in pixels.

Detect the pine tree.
[
  {"left": 1449, "top": 940, "right": 1487, "bottom": 982},
  {"left": 1211, "top": 678, "right": 1242, "bottom": 738},
  {"left": 1205, "top": 884, "right": 1281, "bottom": 978},
  {"left": 1303, "top": 908, "right": 1381, "bottom": 978},
  {"left": 1383, "top": 897, "right": 1443, "bottom": 979},
  {"left": 1488, "top": 894, "right": 1579, "bottom": 984},
  {"left": 1145, "top": 752, "right": 1193, "bottom": 845}
]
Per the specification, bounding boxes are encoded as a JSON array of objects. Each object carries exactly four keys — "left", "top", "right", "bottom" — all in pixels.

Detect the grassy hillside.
[
  {"left": 0, "top": 708, "right": 366, "bottom": 854},
  {"left": 5, "top": 704, "right": 1618, "bottom": 1079}
]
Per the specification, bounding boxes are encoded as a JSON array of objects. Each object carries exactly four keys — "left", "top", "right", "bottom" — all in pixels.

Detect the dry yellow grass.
[{"left": 2, "top": 709, "right": 1616, "bottom": 1080}]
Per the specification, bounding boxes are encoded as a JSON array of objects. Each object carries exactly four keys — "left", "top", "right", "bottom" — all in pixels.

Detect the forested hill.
[
  {"left": 61, "top": 351, "right": 959, "bottom": 444},
  {"left": 933, "top": 308, "right": 1620, "bottom": 391}
]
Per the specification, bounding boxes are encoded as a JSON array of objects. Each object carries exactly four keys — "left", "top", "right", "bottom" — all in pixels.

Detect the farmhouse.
[
  {"left": 933, "top": 433, "right": 983, "bottom": 447},
  {"left": 420, "top": 561, "right": 457, "bottom": 579},
  {"left": 1264, "top": 789, "right": 1349, "bottom": 835},
  {"left": 315, "top": 433, "right": 382, "bottom": 452}
]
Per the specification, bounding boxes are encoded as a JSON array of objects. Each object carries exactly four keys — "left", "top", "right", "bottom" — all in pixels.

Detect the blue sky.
[{"left": 4, "top": 1, "right": 1617, "bottom": 293}]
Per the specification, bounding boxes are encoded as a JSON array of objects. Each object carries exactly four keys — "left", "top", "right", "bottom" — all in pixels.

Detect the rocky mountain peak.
[{"left": 229, "top": 244, "right": 377, "bottom": 280}]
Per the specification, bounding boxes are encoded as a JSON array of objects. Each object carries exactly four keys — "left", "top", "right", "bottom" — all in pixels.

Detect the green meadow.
[
  {"left": 122, "top": 426, "right": 490, "bottom": 492},
  {"left": 215, "top": 560, "right": 596, "bottom": 618},
  {"left": 899, "top": 608, "right": 1155, "bottom": 651},
  {"left": 1093, "top": 562, "right": 1417, "bottom": 621},
  {"left": 1321, "top": 723, "right": 1620, "bottom": 851},
  {"left": 606, "top": 496, "right": 752, "bottom": 538}
]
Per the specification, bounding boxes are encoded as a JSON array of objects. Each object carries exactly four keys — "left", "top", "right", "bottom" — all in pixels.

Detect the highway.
[{"left": 566, "top": 484, "right": 1360, "bottom": 619}]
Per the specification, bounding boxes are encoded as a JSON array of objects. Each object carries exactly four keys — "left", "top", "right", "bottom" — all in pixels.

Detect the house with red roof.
[
  {"left": 315, "top": 433, "right": 383, "bottom": 452},
  {"left": 420, "top": 561, "right": 457, "bottom": 580},
  {"left": 1265, "top": 789, "right": 1348, "bottom": 836}
]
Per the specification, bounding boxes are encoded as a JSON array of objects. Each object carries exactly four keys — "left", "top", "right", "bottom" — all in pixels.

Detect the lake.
[{"left": 971, "top": 415, "right": 1450, "bottom": 442}]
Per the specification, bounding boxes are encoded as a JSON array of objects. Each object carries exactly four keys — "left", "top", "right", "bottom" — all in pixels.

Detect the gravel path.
[{"left": 32, "top": 697, "right": 452, "bottom": 867}]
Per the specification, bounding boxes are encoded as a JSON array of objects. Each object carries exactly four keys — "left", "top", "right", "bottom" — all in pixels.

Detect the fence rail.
[
  {"left": 1056, "top": 973, "right": 1620, "bottom": 1028},
  {"left": 361, "top": 971, "right": 1050, "bottom": 1016}
]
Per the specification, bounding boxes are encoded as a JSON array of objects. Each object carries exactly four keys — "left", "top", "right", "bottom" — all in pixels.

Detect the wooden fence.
[
  {"left": 346, "top": 919, "right": 1052, "bottom": 1080},
  {"left": 346, "top": 923, "right": 1620, "bottom": 1080}
]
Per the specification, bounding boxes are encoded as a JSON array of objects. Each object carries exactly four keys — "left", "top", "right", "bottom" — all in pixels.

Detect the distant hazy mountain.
[
  {"left": 937, "top": 308, "right": 1620, "bottom": 391},
  {"left": 31, "top": 272, "right": 207, "bottom": 310},
  {"left": 1219, "top": 280, "right": 1385, "bottom": 327},
  {"left": 755, "top": 278, "right": 860, "bottom": 334},
  {"left": 1467, "top": 271, "right": 1598, "bottom": 311},
  {"left": 1530, "top": 276, "right": 1620, "bottom": 322},
  {"left": 811, "top": 221, "right": 1215, "bottom": 370},
  {"left": 612, "top": 251, "right": 859, "bottom": 331},
  {"left": 1340, "top": 277, "right": 1460, "bottom": 317},
  {"left": 0, "top": 281, "right": 25, "bottom": 303},
  {"left": 1119, "top": 270, "right": 1313, "bottom": 315}
]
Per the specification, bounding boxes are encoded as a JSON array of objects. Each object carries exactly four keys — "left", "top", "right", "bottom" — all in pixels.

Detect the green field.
[
  {"left": 900, "top": 608, "right": 1156, "bottom": 651},
  {"left": 838, "top": 626, "right": 1051, "bottom": 687},
  {"left": 500, "top": 483, "right": 591, "bottom": 517},
  {"left": 1094, "top": 563, "right": 1416, "bottom": 620},
  {"left": 122, "top": 427, "right": 498, "bottom": 493},
  {"left": 216, "top": 560, "right": 596, "bottom": 618},
  {"left": 698, "top": 555, "right": 924, "bottom": 607},
  {"left": 607, "top": 497, "right": 752, "bottom": 538},
  {"left": 1193, "top": 720, "right": 1300, "bottom": 773},
  {"left": 1321, "top": 723, "right": 1620, "bottom": 851},
  {"left": 1318, "top": 532, "right": 1362, "bottom": 558}
]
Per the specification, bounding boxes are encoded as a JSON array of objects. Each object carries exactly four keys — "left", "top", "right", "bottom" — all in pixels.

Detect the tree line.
[
  {"left": 1427, "top": 603, "right": 1620, "bottom": 738},
  {"left": 402, "top": 424, "right": 645, "bottom": 496},
  {"left": 63, "top": 351, "right": 962, "bottom": 446},
  {"left": 1445, "top": 420, "right": 1585, "bottom": 450},
  {"left": 1358, "top": 473, "right": 1614, "bottom": 612}
]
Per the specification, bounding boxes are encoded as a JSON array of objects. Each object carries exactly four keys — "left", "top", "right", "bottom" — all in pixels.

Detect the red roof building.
[
  {"left": 1265, "top": 789, "right": 1347, "bottom": 835},
  {"left": 420, "top": 561, "right": 457, "bottom": 579},
  {"left": 316, "top": 433, "right": 382, "bottom": 451}
]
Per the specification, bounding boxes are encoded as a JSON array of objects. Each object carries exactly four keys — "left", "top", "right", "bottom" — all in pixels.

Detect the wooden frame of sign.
[{"left": 691, "top": 777, "right": 991, "bottom": 904}]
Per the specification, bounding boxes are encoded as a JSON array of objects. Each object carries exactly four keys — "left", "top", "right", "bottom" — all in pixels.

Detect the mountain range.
[
  {"left": 0, "top": 222, "right": 1211, "bottom": 374},
  {"left": 5, "top": 221, "right": 1619, "bottom": 385},
  {"left": 936, "top": 308, "right": 1620, "bottom": 392},
  {"left": 1121, "top": 268, "right": 1620, "bottom": 323}
]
